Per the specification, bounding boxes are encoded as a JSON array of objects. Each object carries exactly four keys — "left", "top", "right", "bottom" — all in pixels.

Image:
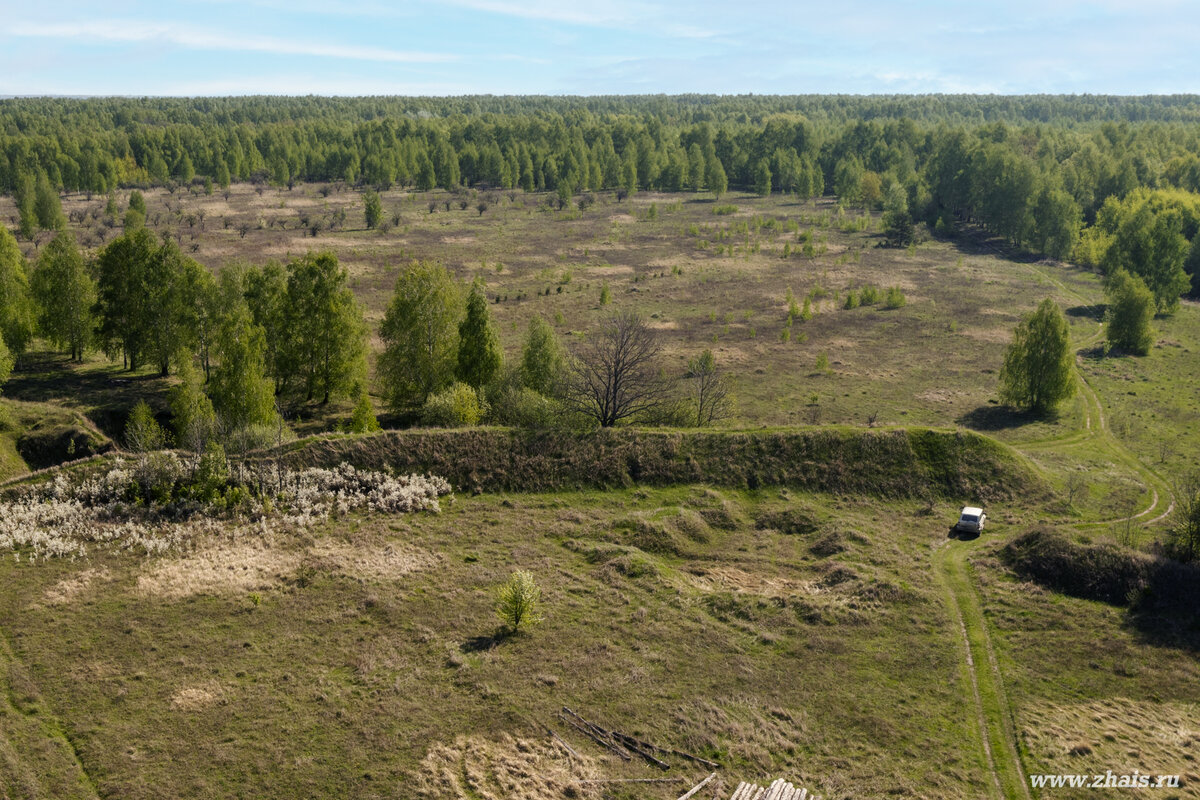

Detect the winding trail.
[{"left": 934, "top": 240, "right": 1178, "bottom": 798}]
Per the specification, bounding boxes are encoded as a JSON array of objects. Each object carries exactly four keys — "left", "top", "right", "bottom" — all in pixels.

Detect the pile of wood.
[{"left": 728, "top": 778, "right": 818, "bottom": 799}]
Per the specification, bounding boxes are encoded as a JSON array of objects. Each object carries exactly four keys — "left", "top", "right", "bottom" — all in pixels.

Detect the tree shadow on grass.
[
  {"left": 1066, "top": 303, "right": 1106, "bottom": 321},
  {"left": 956, "top": 404, "right": 1054, "bottom": 432},
  {"left": 460, "top": 630, "right": 510, "bottom": 652}
]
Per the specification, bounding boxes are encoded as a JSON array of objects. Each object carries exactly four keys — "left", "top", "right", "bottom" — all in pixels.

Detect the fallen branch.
[
  {"left": 677, "top": 771, "right": 717, "bottom": 800},
  {"left": 547, "top": 728, "right": 580, "bottom": 761},
  {"left": 559, "top": 713, "right": 631, "bottom": 761},
  {"left": 574, "top": 777, "right": 686, "bottom": 784},
  {"left": 562, "top": 707, "right": 668, "bottom": 770},
  {"left": 612, "top": 730, "right": 720, "bottom": 769}
]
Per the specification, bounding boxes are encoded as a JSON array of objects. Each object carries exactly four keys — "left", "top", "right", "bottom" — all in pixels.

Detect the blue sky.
[{"left": 1, "top": 0, "right": 1197, "bottom": 96}]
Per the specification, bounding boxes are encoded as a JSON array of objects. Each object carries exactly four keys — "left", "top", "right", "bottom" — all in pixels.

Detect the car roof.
[{"left": 960, "top": 507, "right": 984, "bottom": 515}]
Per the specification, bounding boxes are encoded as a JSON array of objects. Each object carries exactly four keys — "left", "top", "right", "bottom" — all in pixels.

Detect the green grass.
[
  {"left": 1, "top": 185, "right": 1198, "bottom": 798},
  {"left": 0, "top": 489, "right": 1012, "bottom": 799}
]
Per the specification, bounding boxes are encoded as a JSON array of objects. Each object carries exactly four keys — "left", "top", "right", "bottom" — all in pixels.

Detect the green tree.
[
  {"left": 687, "top": 349, "right": 731, "bottom": 426},
  {"left": 177, "top": 153, "right": 196, "bottom": 184},
  {"left": 0, "top": 226, "right": 37, "bottom": 361},
  {"left": 1102, "top": 204, "right": 1191, "bottom": 313},
  {"left": 0, "top": 335, "right": 11, "bottom": 392},
  {"left": 753, "top": 158, "right": 773, "bottom": 196},
  {"left": 363, "top": 190, "right": 382, "bottom": 229},
  {"left": 706, "top": 154, "right": 728, "bottom": 199},
  {"left": 378, "top": 261, "right": 462, "bottom": 412},
  {"left": 456, "top": 278, "right": 502, "bottom": 390},
  {"left": 95, "top": 228, "right": 158, "bottom": 370},
  {"left": 833, "top": 156, "right": 864, "bottom": 205},
  {"left": 125, "top": 400, "right": 167, "bottom": 452},
  {"left": 999, "top": 298, "right": 1075, "bottom": 413},
  {"left": 496, "top": 570, "right": 543, "bottom": 634},
  {"left": 209, "top": 303, "right": 277, "bottom": 429},
  {"left": 421, "top": 381, "right": 485, "bottom": 427},
  {"left": 128, "top": 190, "right": 147, "bottom": 215},
  {"left": 31, "top": 231, "right": 95, "bottom": 361},
  {"left": 1186, "top": 235, "right": 1200, "bottom": 297},
  {"left": 144, "top": 241, "right": 206, "bottom": 377},
  {"left": 1104, "top": 270, "right": 1155, "bottom": 356},
  {"left": 33, "top": 171, "right": 65, "bottom": 231},
  {"left": 282, "top": 252, "right": 366, "bottom": 403},
  {"left": 1031, "top": 188, "right": 1082, "bottom": 260},
  {"left": 520, "top": 316, "right": 565, "bottom": 396},
  {"left": 169, "top": 356, "right": 218, "bottom": 451},
  {"left": 242, "top": 261, "right": 289, "bottom": 391},
  {"left": 881, "top": 183, "right": 914, "bottom": 247},
  {"left": 348, "top": 389, "right": 381, "bottom": 433},
  {"left": 687, "top": 143, "right": 705, "bottom": 191},
  {"left": 15, "top": 173, "right": 38, "bottom": 240},
  {"left": 620, "top": 152, "right": 638, "bottom": 200},
  {"left": 128, "top": 189, "right": 152, "bottom": 220},
  {"left": 1167, "top": 475, "right": 1200, "bottom": 563}
]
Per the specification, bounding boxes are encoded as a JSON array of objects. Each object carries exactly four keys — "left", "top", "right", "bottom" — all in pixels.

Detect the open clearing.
[{"left": 2, "top": 186, "right": 1199, "bottom": 798}]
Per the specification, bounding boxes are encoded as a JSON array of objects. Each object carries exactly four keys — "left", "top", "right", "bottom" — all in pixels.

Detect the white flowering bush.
[{"left": 0, "top": 454, "right": 451, "bottom": 563}]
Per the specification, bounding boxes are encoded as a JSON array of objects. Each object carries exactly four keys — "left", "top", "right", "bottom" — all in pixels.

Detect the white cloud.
[
  {"left": 435, "top": 0, "right": 649, "bottom": 26},
  {"left": 8, "top": 20, "right": 456, "bottom": 63}
]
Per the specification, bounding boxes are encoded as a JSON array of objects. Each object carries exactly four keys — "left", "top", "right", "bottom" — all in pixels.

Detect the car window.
[{"left": 961, "top": 514, "right": 978, "bottom": 522}]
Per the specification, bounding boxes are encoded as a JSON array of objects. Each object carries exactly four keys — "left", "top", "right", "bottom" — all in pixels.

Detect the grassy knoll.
[{"left": 0, "top": 395, "right": 111, "bottom": 482}]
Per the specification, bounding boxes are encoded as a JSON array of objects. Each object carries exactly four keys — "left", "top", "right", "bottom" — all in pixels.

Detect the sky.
[{"left": 1, "top": 0, "right": 1197, "bottom": 96}]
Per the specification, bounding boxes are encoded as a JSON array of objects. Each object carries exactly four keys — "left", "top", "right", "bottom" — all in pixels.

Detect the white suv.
[{"left": 953, "top": 506, "right": 986, "bottom": 535}]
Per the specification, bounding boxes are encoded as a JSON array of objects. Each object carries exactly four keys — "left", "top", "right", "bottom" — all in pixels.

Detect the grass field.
[
  {"left": 2, "top": 184, "right": 1199, "bottom": 798},
  {"left": 0, "top": 184, "right": 1108, "bottom": 434}
]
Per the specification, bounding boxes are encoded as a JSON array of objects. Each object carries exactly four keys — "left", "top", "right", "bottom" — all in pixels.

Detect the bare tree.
[
  {"left": 686, "top": 349, "right": 731, "bottom": 427},
  {"left": 566, "top": 311, "right": 671, "bottom": 427}
]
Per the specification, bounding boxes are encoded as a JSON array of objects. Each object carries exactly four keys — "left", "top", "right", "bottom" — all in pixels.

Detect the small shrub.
[
  {"left": 843, "top": 290, "right": 859, "bottom": 309},
  {"left": 815, "top": 352, "right": 831, "bottom": 373},
  {"left": 125, "top": 401, "right": 167, "bottom": 452},
  {"left": 859, "top": 285, "right": 881, "bottom": 305},
  {"left": 885, "top": 286, "right": 906, "bottom": 309},
  {"left": 421, "top": 382, "right": 486, "bottom": 427},
  {"left": 712, "top": 204, "right": 738, "bottom": 215},
  {"left": 193, "top": 440, "right": 230, "bottom": 501},
  {"left": 496, "top": 570, "right": 543, "bottom": 634},
  {"left": 490, "top": 386, "right": 560, "bottom": 429},
  {"left": 224, "top": 423, "right": 292, "bottom": 453},
  {"left": 349, "top": 392, "right": 382, "bottom": 433},
  {"left": 599, "top": 282, "right": 611, "bottom": 305}
]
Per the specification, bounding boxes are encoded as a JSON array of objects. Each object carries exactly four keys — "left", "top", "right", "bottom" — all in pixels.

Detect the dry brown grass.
[
  {"left": 686, "top": 565, "right": 820, "bottom": 597},
  {"left": 307, "top": 539, "right": 437, "bottom": 582},
  {"left": 135, "top": 540, "right": 300, "bottom": 598},
  {"left": 169, "top": 681, "right": 226, "bottom": 712},
  {"left": 1020, "top": 698, "right": 1200, "bottom": 796},
  {"left": 39, "top": 567, "right": 111, "bottom": 606},
  {"left": 414, "top": 733, "right": 601, "bottom": 800},
  {"left": 134, "top": 536, "right": 438, "bottom": 598}
]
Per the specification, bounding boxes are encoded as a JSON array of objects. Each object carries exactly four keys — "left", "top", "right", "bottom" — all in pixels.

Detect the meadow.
[{"left": 1, "top": 183, "right": 1198, "bottom": 799}]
